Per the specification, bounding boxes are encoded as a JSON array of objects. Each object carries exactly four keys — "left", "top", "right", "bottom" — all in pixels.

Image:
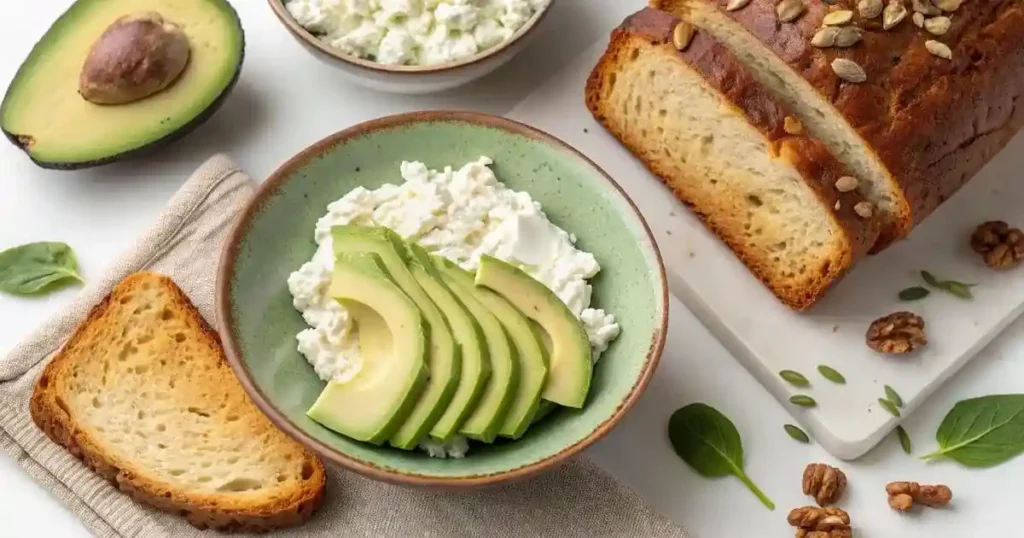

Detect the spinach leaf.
[
  {"left": 668, "top": 403, "right": 775, "bottom": 510},
  {"left": 922, "top": 394, "right": 1024, "bottom": 467},
  {"left": 0, "top": 242, "right": 84, "bottom": 296}
]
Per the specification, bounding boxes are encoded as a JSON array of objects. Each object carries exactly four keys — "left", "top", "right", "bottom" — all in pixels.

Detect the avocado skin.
[{"left": 0, "top": 1, "right": 245, "bottom": 170}]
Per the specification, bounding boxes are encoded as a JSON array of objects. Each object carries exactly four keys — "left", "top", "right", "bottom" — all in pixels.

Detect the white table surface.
[{"left": 1, "top": 1, "right": 1020, "bottom": 537}]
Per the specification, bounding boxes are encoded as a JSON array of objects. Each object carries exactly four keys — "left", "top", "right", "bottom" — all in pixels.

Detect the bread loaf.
[
  {"left": 586, "top": 8, "right": 880, "bottom": 309},
  {"left": 30, "top": 272, "right": 326, "bottom": 532},
  {"left": 655, "top": 0, "right": 1024, "bottom": 251}
]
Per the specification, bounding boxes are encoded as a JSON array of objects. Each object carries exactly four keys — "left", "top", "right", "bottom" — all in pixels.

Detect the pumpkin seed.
[
  {"left": 831, "top": 58, "right": 867, "bottom": 82},
  {"left": 883, "top": 1, "right": 908, "bottom": 30},
  {"left": 811, "top": 27, "right": 841, "bottom": 48},
  {"left": 932, "top": 0, "right": 962, "bottom": 11},
  {"left": 834, "top": 27, "right": 863, "bottom": 47},
  {"left": 835, "top": 176, "right": 858, "bottom": 192},
  {"left": 854, "top": 201, "right": 874, "bottom": 218},
  {"left": 785, "top": 424, "right": 811, "bottom": 443},
  {"left": 817, "top": 365, "right": 847, "bottom": 384},
  {"left": 780, "top": 369, "right": 811, "bottom": 387},
  {"left": 784, "top": 116, "right": 804, "bottom": 135},
  {"left": 858, "top": 0, "right": 884, "bottom": 19},
  {"left": 912, "top": 0, "right": 941, "bottom": 16},
  {"left": 898, "top": 286, "right": 930, "bottom": 301},
  {"left": 879, "top": 398, "right": 902, "bottom": 417},
  {"left": 896, "top": 425, "right": 912, "bottom": 454},
  {"left": 673, "top": 22, "right": 696, "bottom": 51},
  {"left": 790, "top": 395, "right": 818, "bottom": 408},
  {"left": 925, "top": 39, "right": 953, "bottom": 59},
  {"left": 885, "top": 385, "right": 905, "bottom": 408},
  {"left": 777, "top": 0, "right": 806, "bottom": 23},
  {"left": 726, "top": 0, "right": 752, "bottom": 11},
  {"left": 925, "top": 16, "right": 951, "bottom": 35},
  {"left": 823, "top": 10, "right": 854, "bottom": 25},
  {"left": 913, "top": 12, "right": 925, "bottom": 27}
]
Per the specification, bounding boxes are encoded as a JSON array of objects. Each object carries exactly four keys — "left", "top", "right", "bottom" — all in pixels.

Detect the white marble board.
[{"left": 507, "top": 41, "right": 1024, "bottom": 460}]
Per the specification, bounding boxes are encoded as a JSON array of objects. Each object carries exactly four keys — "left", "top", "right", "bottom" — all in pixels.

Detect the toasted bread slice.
[{"left": 30, "top": 272, "right": 326, "bottom": 532}]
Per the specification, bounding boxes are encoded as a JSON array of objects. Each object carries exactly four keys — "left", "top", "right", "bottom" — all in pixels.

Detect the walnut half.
[
  {"left": 866, "top": 312, "right": 926, "bottom": 354},
  {"left": 802, "top": 463, "right": 847, "bottom": 506},
  {"left": 970, "top": 221, "right": 1024, "bottom": 270},
  {"left": 788, "top": 506, "right": 852, "bottom": 538}
]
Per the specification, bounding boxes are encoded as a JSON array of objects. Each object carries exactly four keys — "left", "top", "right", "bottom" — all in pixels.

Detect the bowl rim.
[
  {"left": 215, "top": 110, "right": 669, "bottom": 489},
  {"left": 266, "top": 0, "right": 553, "bottom": 75}
]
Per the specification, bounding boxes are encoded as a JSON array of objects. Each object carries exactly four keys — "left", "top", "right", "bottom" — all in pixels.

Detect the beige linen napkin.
[{"left": 0, "top": 155, "right": 687, "bottom": 538}]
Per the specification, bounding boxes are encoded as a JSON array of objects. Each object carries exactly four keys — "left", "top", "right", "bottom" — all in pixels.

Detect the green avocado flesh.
[
  {"left": 0, "top": 0, "right": 243, "bottom": 168},
  {"left": 405, "top": 245, "right": 491, "bottom": 442},
  {"left": 306, "top": 253, "right": 428, "bottom": 444},
  {"left": 433, "top": 256, "right": 531, "bottom": 442},
  {"left": 475, "top": 255, "right": 593, "bottom": 409},
  {"left": 331, "top": 226, "right": 460, "bottom": 450}
]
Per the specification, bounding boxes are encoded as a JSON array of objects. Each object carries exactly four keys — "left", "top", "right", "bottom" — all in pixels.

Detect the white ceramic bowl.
[{"left": 268, "top": 0, "right": 552, "bottom": 95}]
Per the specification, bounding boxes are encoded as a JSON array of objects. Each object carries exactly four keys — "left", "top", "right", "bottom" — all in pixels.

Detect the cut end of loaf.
[
  {"left": 30, "top": 271, "right": 326, "bottom": 532},
  {"left": 586, "top": 9, "right": 874, "bottom": 309}
]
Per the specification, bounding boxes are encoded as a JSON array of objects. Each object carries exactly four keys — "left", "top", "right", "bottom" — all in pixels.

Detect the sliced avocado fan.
[{"left": 306, "top": 252, "right": 428, "bottom": 444}]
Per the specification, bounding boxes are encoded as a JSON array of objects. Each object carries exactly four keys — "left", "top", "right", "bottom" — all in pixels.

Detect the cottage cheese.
[
  {"left": 287, "top": 157, "right": 621, "bottom": 457},
  {"left": 284, "top": 0, "right": 550, "bottom": 66}
]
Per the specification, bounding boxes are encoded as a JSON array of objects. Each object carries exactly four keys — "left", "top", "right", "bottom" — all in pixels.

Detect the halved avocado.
[
  {"left": 306, "top": 253, "right": 429, "bottom": 444},
  {"left": 0, "top": 0, "right": 244, "bottom": 169}
]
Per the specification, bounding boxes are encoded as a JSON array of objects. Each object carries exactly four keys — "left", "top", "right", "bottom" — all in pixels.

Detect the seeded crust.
[
  {"left": 656, "top": 0, "right": 1024, "bottom": 250},
  {"left": 29, "top": 272, "right": 326, "bottom": 532},
  {"left": 586, "top": 8, "right": 880, "bottom": 309}
]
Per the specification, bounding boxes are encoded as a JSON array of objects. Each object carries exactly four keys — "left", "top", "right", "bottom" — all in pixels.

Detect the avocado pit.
[{"left": 79, "top": 12, "right": 191, "bottom": 105}]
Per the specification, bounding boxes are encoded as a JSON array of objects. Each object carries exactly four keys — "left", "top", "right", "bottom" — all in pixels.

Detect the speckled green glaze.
[{"left": 220, "top": 112, "right": 666, "bottom": 482}]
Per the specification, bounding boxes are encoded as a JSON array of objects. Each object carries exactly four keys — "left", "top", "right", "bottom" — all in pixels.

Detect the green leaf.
[
  {"left": 920, "top": 270, "right": 975, "bottom": 299},
  {"left": 668, "top": 403, "right": 775, "bottom": 510},
  {"left": 779, "top": 370, "right": 810, "bottom": 387},
  {"left": 789, "top": 395, "right": 817, "bottom": 408},
  {"left": 921, "top": 394, "right": 1024, "bottom": 467},
  {"left": 879, "top": 398, "right": 901, "bottom": 417},
  {"left": 817, "top": 365, "right": 846, "bottom": 384},
  {"left": 784, "top": 424, "right": 810, "bottom": 444},
  {"left": 0, "top": 242, "right": 84, "bottom": 296},
  {"left": 898, "top": 286, "right": 930, "bottom": 301},
  {"left": 885, "top": 385, "right": 904, "bottom": 408},
  {"left": 896, "top": 426, "right": 912, "bottom": 455}
]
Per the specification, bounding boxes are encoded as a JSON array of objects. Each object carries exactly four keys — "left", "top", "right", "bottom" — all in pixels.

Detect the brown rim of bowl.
[
  {"left": 216, "top": 110, "right": 669, "bottom": 489},
  {"left": 267, "top": 0, "right": 553, "bottom": 75}
]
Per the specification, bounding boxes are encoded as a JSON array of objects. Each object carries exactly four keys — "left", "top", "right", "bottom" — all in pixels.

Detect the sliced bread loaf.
[
  {"left": 30, "top": 272, "right": 326, "bottom": 532},
  {"left": 586, "top": 8, "right": 880, "bottom": 309},
  {"left": 655, "top": 0, "right": 1024, "bottom": 251}
]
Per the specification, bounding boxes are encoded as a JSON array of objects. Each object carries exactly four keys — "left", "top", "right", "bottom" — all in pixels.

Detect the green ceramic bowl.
[{"left": 216, "top": 111, "right": 668, "bottom": 488}]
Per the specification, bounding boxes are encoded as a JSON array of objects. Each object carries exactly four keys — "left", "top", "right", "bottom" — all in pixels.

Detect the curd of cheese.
[{"left": 287, "top": 157, "right": 621, "bottom": 458}]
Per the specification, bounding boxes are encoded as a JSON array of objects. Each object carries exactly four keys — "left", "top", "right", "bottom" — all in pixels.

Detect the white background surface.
[{"left": 0, "top": 1, "right": 1020, "bottom": 537}]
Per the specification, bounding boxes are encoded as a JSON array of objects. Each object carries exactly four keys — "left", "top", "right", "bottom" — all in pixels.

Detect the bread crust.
[
  {"left": 586, "top": 8, "right": 880, "bottom": 309},
  {"left": 657, "top": 0, "right": 1024, "bottom": 250},
  {"left": 29, "top": 272, "right": 326, "bottom": 533}
]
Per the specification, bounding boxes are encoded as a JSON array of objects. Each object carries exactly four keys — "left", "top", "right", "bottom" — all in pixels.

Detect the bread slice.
[
  {"left": 30, "top": 272, "right": 326, "bottom": 532},
  {"left": 586, "top": 8, "right": 880, "bottom": 309},
  {"left": 654, "top": 0, "right": 1024, "bottom": 252}
]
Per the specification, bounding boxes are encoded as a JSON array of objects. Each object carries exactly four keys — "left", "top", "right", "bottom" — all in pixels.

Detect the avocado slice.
[
  {"left": 433, "top": 256, "right": 540, "bottom": 440},
  {"left": 331, "top": 226, "right": 461, "bottom": 450},
  {"left": 404, "top": 245, "right": 491, "bottom": 441},
  {"left": 306, "top": 253, "right": 428, "bottom": 444},
  {"left": 475, "top": 255, "right": 593, "bottom": 409},
  {"left": 0, "top": 0, "right": 244, "bottom": 169}
]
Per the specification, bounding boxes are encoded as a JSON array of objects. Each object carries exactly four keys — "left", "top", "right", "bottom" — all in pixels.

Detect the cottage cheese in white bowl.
[{"left": 271, "top": 0, "right": 552, "bottom": 94}]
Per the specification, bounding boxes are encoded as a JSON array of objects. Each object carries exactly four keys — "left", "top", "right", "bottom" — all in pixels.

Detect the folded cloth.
[{"left": 0, "top": 155, "right": 688, "bottom": 538}]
